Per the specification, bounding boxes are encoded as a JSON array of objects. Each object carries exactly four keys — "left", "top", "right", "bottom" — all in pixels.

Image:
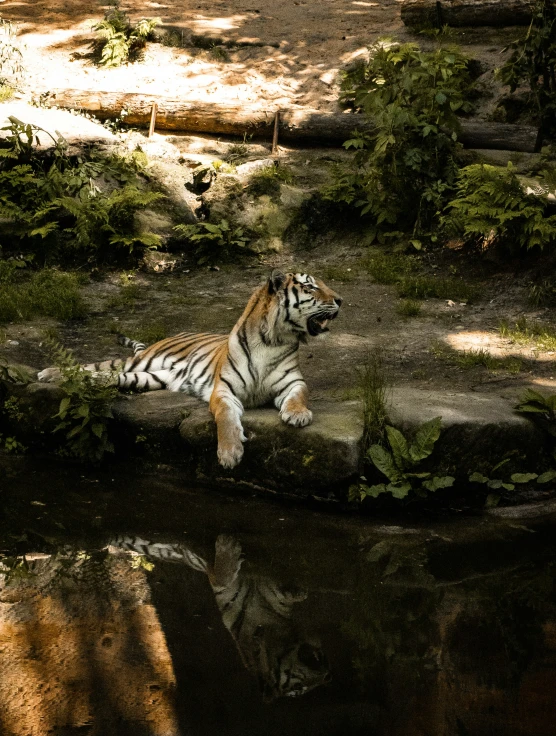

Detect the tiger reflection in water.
[{"left": 110, "top": 534, "right": 331, "bottom": 701}]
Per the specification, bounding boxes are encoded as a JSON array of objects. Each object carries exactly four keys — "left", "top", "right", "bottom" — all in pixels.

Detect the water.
[{"left": 1, "top": 460, "right": 556, "bottom": 736}]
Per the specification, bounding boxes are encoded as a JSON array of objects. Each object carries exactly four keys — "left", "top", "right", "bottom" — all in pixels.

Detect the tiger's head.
[
  {"left": 254, "top": 631, "right": 331, "bottom": 701},
  {"left": 266, "top": 270, "right": 342, "bottom": 341}
]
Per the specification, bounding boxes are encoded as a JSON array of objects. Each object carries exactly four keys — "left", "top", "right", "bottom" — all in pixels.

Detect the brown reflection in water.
[
  {"left": 426, "top": 592, "right": 556, "bottom": 736},
  {"left": 0, "top": 552, "right": 179, "bottom": 736}
]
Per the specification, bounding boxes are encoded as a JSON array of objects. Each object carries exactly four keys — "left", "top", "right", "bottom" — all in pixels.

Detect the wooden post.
[
  {"left": 272, "top": 110, "right": 280, "bottom": 155},
  {"left": 148, "top": 102, "right": 158, "bottom": 137}
]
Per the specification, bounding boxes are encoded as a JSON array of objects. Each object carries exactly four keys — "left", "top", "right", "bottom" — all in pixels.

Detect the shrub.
[
  {"left": 0, "top": 117, "right": 164, "bottom": 264},
  {"left": 93, "top": 1, "right": 160, "bottom": 67},
  {"left": 442, "top": 163, "right": 556, "bottom": 252},
  {"left": 325, "top": 39, "right": 474, "bottom": 241},
  {"left": 498, "top": 0, "right": 556, "bottom": 134}
]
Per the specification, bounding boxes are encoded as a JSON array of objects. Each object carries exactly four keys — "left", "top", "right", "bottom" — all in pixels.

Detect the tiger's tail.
[
  {"left": 108, "top": 536, "right": 209, "bottom": 574},
  {"left": 118, "top": 334, "right": 147, "bottom": 356}
]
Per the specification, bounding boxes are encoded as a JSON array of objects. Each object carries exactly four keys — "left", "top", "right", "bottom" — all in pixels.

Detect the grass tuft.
[
  {"left": 500, "top": 317, "right": 556, "bottom": 351},
  {"left": 320, "top": 265, "right": 357, "bottom": 282},
  {"left": 431, "top": 340, "right": 524, "bottom": 373},
  {"left": 0, "top": 270, "right": 87, "bottom": 324},
  {"left": 365, "top": 252, "right": 415, "bottom": 285},
  {"left": 360, "top": 350, "right": 390, "bottom": 450},
  {"left": 397, "top": 276, "right": 480, "bottom": 303},
  {"left": 396, "top": 299, "right": 422, "bottom": 317}
]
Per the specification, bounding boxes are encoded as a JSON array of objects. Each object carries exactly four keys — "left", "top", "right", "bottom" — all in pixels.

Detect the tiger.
[
  {"left": 38, "top": 270, "right": 342, "bottom": 469},
  {"left": 109, "top": 533, "right": 331, "bottom": 701}
]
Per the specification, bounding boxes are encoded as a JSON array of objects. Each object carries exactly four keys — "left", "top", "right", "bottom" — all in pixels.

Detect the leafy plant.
[
  {"left": 515, "top": 388, "right": 556, "bottom": 438},
  {"left": 469, "top": 458, "right": 556, "bottom": 507},
  {"left": 174, "top": 219, "right": 252, "bottom": 265},
  {"left": 498, "top": 0, "right": 556, "bottom": 134},
  {"left": 353, "top": 416, "right": 454, "bottom": 500},
  {"left": 0, "top": 117, "right": 164, "bottom": 264},
  {"left": 442, "top": 163, "right": 556, "bottom": 252},
  {"left": 93, "top": 1, "right": 160, "bottom": 68},
  {"left": 326, "top": 39, "right": 474, "bottom": 240},
  {"left": 48, "top": 342, "right": 117, "bottom": 463}
]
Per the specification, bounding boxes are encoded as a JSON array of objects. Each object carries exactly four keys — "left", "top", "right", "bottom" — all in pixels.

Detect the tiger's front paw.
[
  {"left": 37, "top": 367, "right": 61, "bottom": 383},
  {"left": 281, "top": 407, "right": 313, "bottom": 428},
  {"left": 217, "top": 441, "right": 244, "bottom": 469}
]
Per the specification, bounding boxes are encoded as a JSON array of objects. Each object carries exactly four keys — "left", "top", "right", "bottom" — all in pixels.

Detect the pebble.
[{"left": 7, "top": 340, "right": 19, "bottom": 346}]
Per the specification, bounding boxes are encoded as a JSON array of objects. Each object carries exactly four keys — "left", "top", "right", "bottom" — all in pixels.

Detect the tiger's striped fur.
[
  {"left": 110, "top": 533, "right": 331, "bottom": 700},
  {"left": 38, "top": 270, "right": 342, "bottom": 468}
]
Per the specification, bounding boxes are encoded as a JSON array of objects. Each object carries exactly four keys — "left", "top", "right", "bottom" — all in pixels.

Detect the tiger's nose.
[{"left": 334, "top": 297, "right": 342, "bottom": 307}]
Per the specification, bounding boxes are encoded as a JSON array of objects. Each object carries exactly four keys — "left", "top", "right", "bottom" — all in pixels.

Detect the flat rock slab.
[
  {"left": 111, "top": 391, "right": 364, "bottom": 495},
  {"left": 389, "top": 387, "right": 547, "bottom": 472}
]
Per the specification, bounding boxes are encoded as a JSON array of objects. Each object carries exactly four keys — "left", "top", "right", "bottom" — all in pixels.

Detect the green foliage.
[
  {"left": 515, "top": 388, "right": 556, "bottom": 438},
  {"left": 48, "top": 342, "right": 117, "bottom": 463},
  {"left": 498, "top": 0, "right": 556, "bottom": 133},
  {"left": 174, "top": 218, "right": 252, "bottom": 265},
  {"left": 469, "top": 456, "right": 556, "bottom": 506},
  {"left": 352, "top": 416, "right": 454, "bottom": 501},
  {"left": 0, "top": 268, "right": 86, "bottom": 324},
  {"left": 247, "top": 165, "right": 295, "bottom": 198},
  {"left": 93, "top": 1, "right": 160, "bottom": 67},
  {"left": 0, "top": 117, "right": 163, "bottom": 264},
  {"left": 327, "top": 39, "right": 473, "bottom": 239},
  {"left": 442, "top": 164, "right": 556, "bottom": 252}
]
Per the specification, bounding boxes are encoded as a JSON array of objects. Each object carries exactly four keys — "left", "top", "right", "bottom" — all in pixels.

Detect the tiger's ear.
[{"left": 268, "top": 269, "right": 287, "bottom": 294}]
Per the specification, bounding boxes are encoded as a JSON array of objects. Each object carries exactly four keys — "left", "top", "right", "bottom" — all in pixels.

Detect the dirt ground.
[
  {"left": 3, "top": 249, "right": 556, "bottom": 403},
  {"left": 4, "top": 0, "right": 515, "bottom": 114},
  {"left": 0, "top": 0, "right": 554, "bottom": 406}
]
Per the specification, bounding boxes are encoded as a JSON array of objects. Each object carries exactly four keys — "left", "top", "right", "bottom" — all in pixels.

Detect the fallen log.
[
  {"left": 401, "top": 0, "right": 535, "bottom": 28},
  {"left": 43, "top": 89, "right": 541, "bottom": 152}
]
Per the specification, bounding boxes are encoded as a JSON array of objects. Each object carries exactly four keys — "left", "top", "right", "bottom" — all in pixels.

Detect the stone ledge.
[
  {"left": 389, "top": 387, "right": 547, "bottom": 473},
  {"left": 3, "top": 382, "right": 550, "bottom": 502}
]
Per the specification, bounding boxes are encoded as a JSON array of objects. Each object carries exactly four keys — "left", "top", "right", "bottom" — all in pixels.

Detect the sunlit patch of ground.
[
  {"left": 445, "top": 330, "right": 556, "bottom": 362},
  {"left": 0, "top": 0, "right": 407, "bottom": 112}
]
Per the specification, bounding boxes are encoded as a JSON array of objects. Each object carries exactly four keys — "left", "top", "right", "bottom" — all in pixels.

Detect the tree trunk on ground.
[
  {"left": 401, "top": 0, "right": 535, "bottom": 28},
  {"left": 44, "top": 89, "right": 541, "bottom": 153}
]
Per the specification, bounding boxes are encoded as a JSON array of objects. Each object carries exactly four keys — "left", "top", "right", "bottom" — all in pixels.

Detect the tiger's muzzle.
[{"left": 307, "top": 302, "right": 341, "bottom": 336}]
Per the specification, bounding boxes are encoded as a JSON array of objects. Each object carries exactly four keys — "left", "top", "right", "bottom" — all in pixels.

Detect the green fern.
[
  {"left": 93, "top": 2, "right": 160, "bottom": 67},
  {"left": 442, "top": 164, "right": 556, "bottom": 251},
  {"left": 0, "top": 118, "right": 164, "bottom": 263}
]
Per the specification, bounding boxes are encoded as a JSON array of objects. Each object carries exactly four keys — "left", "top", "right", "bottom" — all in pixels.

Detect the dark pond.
[{"left": 1, "top": 459, "right": 556, "bottom": 736}]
